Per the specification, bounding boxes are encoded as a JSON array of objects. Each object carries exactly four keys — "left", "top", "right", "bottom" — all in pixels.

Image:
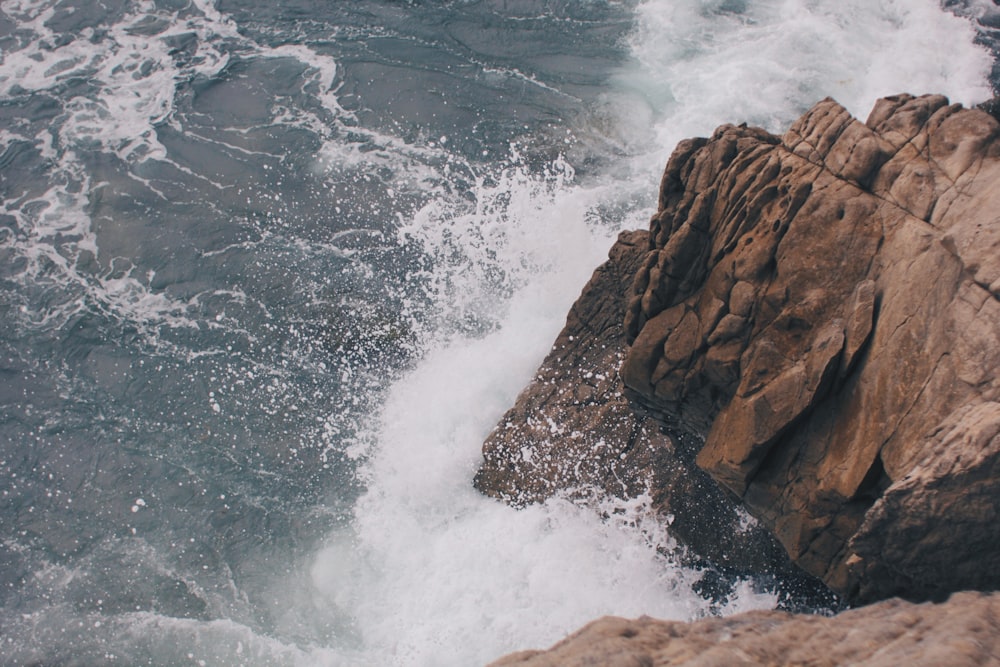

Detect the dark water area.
[
  {"left": 0, "top": 0, "right": 998, "bottom": 664},
  {"left": 221, "top": 0, "right": 633, "bottom": 156}
]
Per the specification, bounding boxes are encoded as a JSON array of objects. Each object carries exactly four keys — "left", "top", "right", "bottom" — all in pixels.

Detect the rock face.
[
  {"left": 487, "top": 590, "right": 1000, "bottom": 667},
  {"left": 474, "top": 231, "right": 814, "bottom": 590},
  {"left": 621, "top": 94, "right": 1000, "bottom": 603}
]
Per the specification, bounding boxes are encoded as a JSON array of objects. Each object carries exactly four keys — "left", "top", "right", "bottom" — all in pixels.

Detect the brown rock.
[
  {"left": 474, "top": 231, "right": 812, "bottom": 590},
  {"left": 487, "top": 591, "right": 1000, "bottom": 667},
  {"left": 621, "top": 94, "right": 1000, "bottom": 603}
]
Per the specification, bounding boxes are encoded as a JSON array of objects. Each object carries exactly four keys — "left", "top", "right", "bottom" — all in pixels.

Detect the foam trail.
[
  {"left": 307, "top": 163, "right": 777, "bottom": 667},
  {"left": 609, "top": 0, "right": 994, "bottom": 179},
  {"left": 0, "top": 0, "right": 355, "bottom": 342}
]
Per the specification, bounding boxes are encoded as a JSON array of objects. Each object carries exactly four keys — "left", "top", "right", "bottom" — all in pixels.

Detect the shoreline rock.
[
  {"left": 478, "top": 93, "right": 1000, "bottom": 664},
  {"left": 487, "top": 590, "right": 1000, "bottom": 667}
]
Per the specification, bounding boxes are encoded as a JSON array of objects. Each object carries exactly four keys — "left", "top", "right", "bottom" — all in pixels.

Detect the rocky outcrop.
[
  {"left": 477, "top": 93, "right": 1000, "bottom": 613},
  {"left": 487, "top": 590, "right": 1000, "bottom": 667},
  {"left": 477, "top": 93, "right": 1000, "bottom": 608},
  {"left": 474, "top": 231, "right": 819, "bottom": 594},
  {"left": 621, "top": 93, "right": 1000, "bottom": 603}
]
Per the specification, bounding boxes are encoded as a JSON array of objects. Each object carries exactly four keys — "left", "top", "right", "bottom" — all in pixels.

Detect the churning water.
[{"left": 0, "top": 0, "right": 996, "bottom": 664}]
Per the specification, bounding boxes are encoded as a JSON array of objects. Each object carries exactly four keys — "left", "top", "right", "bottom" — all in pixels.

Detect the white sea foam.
[
  {"left": 0, "top": 1, "right": 230, "bottom": 162},
  {"left": 393, "top": 153, "right": 605, "bottom": 337},
  {"left": 0, "top": 1, "right": 224, "bottom": 333},
  {"left": 612, "top": 0, "right": 994, "bottom": 180},
  {"left": 302, "top": 155, "right": 777, "bottom": 667}
]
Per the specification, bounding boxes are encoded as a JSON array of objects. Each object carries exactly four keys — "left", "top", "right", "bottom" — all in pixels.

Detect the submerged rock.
[
  {"left": 621, "top": 94, "right": 1000, "bottom": 603},
  {"left": 487, "top": 590, "right": 1000, "bottom": 667}
]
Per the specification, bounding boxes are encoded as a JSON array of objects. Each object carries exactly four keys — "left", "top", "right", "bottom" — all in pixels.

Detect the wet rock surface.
[
  {"left": 474, "top": 230, "right": 816, "bottom": 594},
  {"left": 477, "top": 94, "right": 1000, "bottom": 665}
]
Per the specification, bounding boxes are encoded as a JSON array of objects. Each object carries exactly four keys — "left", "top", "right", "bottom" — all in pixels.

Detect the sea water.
[{"left": 0, "top": 0, "right": 995, "bottom": 665}]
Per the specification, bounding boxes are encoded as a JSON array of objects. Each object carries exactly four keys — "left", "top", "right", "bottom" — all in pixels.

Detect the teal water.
[{"left": 0, "top": 0, "right": 996, "bottom": 664}]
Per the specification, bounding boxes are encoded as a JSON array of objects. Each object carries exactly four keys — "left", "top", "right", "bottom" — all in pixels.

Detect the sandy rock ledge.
[{"left": 488, "top": 591, "right": 1000, "bottom": 667}]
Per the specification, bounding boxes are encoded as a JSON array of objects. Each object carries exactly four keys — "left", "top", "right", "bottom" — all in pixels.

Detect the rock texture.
[
  {"left": 474, "top": 231, "right": 816, "bottom": 591},
  {"left": 621, "top": 94, "right": 1000, "bottom": 603},
  {"left": 487, "top": 590, "right": 1000, "bottom": 667}
]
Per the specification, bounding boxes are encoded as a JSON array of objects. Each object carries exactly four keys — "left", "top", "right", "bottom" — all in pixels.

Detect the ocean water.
[{"left": 0, "top": 0, "right": 995, "bottom": 665}]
